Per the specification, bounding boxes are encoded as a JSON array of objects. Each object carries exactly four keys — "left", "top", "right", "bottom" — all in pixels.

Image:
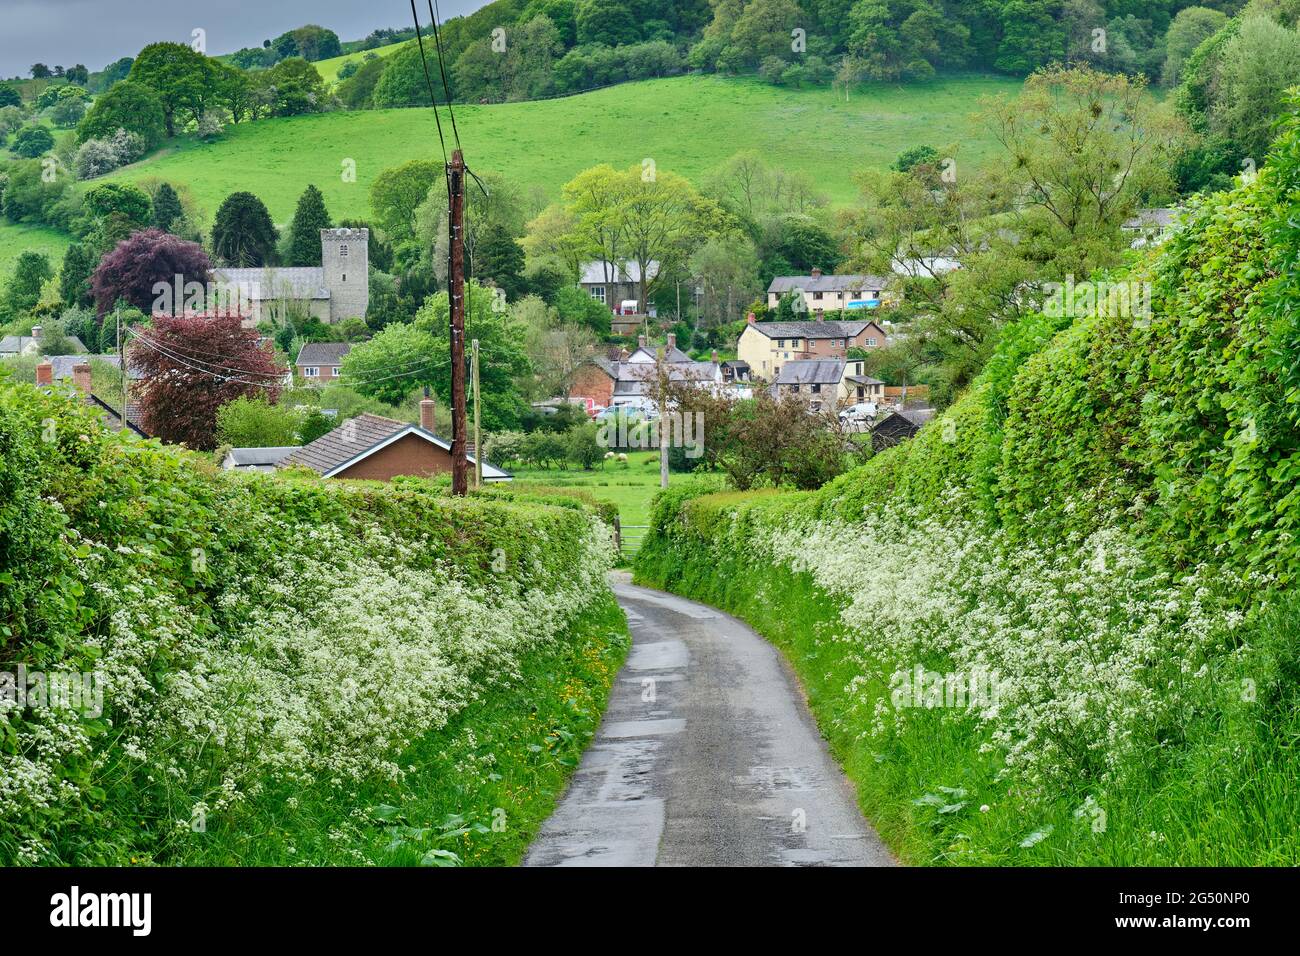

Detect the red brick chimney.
[
  {"left": 711, "top": 349, "right": 719, "bottom": 363},
  {"left": 419, "top": 389, "right": 436, "bottom": 433},
  {"left": 811, "top": 267, "right": 823, "bottom": 279},
  {"left": 746, "top": 312, "right": 756, "bottom": 324},
  {"left": 72, "top": 362, "right": 92, "bottom": 395},
  {"left": 35, "top": 361, "right": 53, "bottom": 386}
]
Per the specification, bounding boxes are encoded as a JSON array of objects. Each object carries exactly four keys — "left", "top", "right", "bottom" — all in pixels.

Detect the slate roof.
[
  {"left": 278, "top": 413, "right": 510, "bottom": 480},
  {"left": 745, "top": 320, "right": 880, "bottom": 340},
  {"left": 579, "top": 260, "right": 660, "bottom": 284},
  {"left": 1, "top": 335, "right": 88, "bottom": 354},
  {"left": 224, "top": 446, "right": 300, "bottom": 468},
  {"left": 295, "top": 342, "right": 352, "bottom": 367},
  {"left": 775, "top": 359, "right": 846, "bottom": 386},
  {"left": 215, "top": 267, "right": 330, "bottom": 300},
  {"left": 85, "top": 394, "right": 148, "bottom": 437},
  {"left": 767, "top": 274, "right": 890, "bottom": 294},
  {"left": 49, "top": 354, "right": 144, "bottom": 381}
]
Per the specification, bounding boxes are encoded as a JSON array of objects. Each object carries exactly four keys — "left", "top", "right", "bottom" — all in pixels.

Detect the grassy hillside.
[
  {"left": 314, "top": 39, "right": 413, "bottom": 84},
  {"left": 0, "top": 222, "right": 70, "bottom": 287},
  {"left": 105, "top": 73, "right": 1021, "bottom": 223}
]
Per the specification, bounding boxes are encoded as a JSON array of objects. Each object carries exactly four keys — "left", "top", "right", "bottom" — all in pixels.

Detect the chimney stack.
[
  {"left": 618, "top": 347, "right": 629, "bottom": 362},
  {"left": 35, "top": 361, "right": 53, "bottom": 386},
  {"left": 746, "top": 312, "right": 756, "bottom": 324},
  {"left": 810, "top": 267, "right": 823, "bottom": 279},
  {"left": 31, "top": 325, "right": 42, "bottom": 341},
  {"left": 637, "top": 334, "right": 647, "bottom": 348},
  {"left": 711, "top": 348, "right": 719, "bottom": 363},
  {"left": 72, "top": 362, "right": 91, "bottom": 395},
  {"left": 419, "top": 387, "right": 436, "bottom": 433},
  {"left": 666, "top": 332, "right": 676, "bottom": 350}
]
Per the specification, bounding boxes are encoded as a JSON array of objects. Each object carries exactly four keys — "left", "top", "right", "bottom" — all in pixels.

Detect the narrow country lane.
[{"left": 524, "top": 575, "right": 896, "bottom": 867}]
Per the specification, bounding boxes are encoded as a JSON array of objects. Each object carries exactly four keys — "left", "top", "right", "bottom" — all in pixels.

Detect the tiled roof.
[
  {"left": 215, "top": 267, "right": 330, "bottom": 299},
  {"left": 746, "top": 320, "right": 878, "bottom": 339},
  {"left": 775, "top": 359, "right": 846, "bottom": 386},
  {"left": 86, "top": 394, "right": 148, "bottom": 437},
  {"left": 278, "top": 413, "right": 509, "bottom": 479},
  {"left": 296, "top": 342, "right": 352, "bottom": 367},
  {"left": 768, "top": 274, "right": 890, "bottom": 294}
]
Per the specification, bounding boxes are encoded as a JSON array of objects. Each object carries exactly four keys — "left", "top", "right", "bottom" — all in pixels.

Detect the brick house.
[
  {"left": 277, "top": 398, "right": 510, "bottom": 482},
  {"left": 295, "top": 342, "right": 351, "bottom": 383},
  {"left": 737, "top": 314, "right": 889, "bottom": 381},
  {"left": 567, "top": 334, "right": 722, "bottom": 412}
]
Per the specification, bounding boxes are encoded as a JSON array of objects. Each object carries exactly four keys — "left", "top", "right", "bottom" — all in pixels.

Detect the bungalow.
[
  {"left": 277, "top": 397, "right": 510, "bottom": 482},
  {"left": 767, "top": 269, "right": 896, "bottom": 316},
  {"left": 737, "top": 313, "right": 889, "bottom": 380},
  {"left": 295, "top": 342, "right": 351, "bottom": 383}
]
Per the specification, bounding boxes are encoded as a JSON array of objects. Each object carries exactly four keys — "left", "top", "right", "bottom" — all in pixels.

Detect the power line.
[
  {"left": 407, "top": 0, "right": 449, "bottom": 175},
  {"left": 426, "top": 0, "right": 461, "bottom": 152}
]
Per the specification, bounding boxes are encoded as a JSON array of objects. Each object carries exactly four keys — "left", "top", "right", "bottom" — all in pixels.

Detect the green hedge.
[{"left": 0, "top": 378, "right": 622, "bottom": 864}]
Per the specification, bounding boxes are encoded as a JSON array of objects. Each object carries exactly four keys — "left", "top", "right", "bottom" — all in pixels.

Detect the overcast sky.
[{"left": 0, "top": 0, "right": 484, "bottom": 78}]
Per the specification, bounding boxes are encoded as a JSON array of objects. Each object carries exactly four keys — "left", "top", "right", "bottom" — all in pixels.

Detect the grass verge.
[{"left": 147, "top": 592, "right": 630, "bottom": 867}]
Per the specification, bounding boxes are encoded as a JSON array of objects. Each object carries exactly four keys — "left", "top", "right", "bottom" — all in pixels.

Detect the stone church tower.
[{"left": 321, "top": 227, "right": 369, "bottom": 323}]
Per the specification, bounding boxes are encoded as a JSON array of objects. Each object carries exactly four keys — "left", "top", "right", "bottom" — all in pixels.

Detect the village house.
[
  {"left": 221, "top": 447, "right": 300, "bottom": 473},
  {"left": 35, "top": 359, "right": 148, "bottom": 438},
  {"left": 214, "top": 228, "right": 369, "bottom": 327},
  {"left": 1, "top": 325, "right": 88, "bottom": 357},
  {"left": 766, "top": 269, "right": 896, "bottom": 316},
  {"left": 772, "top": 358, "right": 885, "bottom": 410},
  {"left": 277, "top": 397, "right": 510, "bottom": 482},
  {"left": 568, "top": 334, "right": 724, "bottom": 413},
  {"left": 1123, "top": 208, "right": 1180, "bottom": 249},
  {"left": 295, "top": 342, "right": 351, "bottom": 383},
  {"left": 579, "top": 260, "right": 659, "bottom": 316},
  {"left": 737, "top": 313, "right": 889, "bottom": 380}
]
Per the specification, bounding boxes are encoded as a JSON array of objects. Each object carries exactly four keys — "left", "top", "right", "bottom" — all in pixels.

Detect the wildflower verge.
[{"left": 0, "top": 380, "right": 626, "bottom": 865}]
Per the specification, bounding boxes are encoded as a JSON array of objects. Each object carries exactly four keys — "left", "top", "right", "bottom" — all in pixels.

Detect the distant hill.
[{"left": 101, "top": 73, "right": 1020, "bottom": 227}]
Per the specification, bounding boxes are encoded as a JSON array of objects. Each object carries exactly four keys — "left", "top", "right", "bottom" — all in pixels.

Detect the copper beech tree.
[{"left": 130, "top": 313, "right": 284, "bottom": 449}]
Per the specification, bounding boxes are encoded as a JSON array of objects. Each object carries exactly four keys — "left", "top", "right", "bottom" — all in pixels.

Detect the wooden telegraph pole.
[{"left": 448, "top": 149, "right": 469, "bottom": 495}]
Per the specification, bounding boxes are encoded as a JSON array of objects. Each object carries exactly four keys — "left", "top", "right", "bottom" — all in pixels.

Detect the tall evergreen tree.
[
  {"left": 152, "top": 183, "right": 183, "bottom": 233},
  {"left": 287, "top": 184, "right": 332, "bottom": 266},
  {"left": 59, "top": 242, "right": 96, "bottom": 308},
  {"left": 211, "top": 191, "right": 278, "bottom": 267}
]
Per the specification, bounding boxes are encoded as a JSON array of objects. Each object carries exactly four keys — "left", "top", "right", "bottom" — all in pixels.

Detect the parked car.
[{"left": 839, "top": 402, "right": 879, "bottom": 423}]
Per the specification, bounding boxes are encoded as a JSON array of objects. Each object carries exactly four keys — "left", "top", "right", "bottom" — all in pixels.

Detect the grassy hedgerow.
[{"left": 0, "top": 378, "right": 626, "bottom": 866}]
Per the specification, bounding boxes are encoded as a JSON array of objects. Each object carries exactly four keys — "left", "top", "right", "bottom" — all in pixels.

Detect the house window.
[
  {"left": 866, "top": 337, "right": 878, "bottom": 347},
  {"left": 303, "top": 366, "right": 319, "bottom": 377},
  {"left": 340, "top": 244, "right": 348, "bottom": 257},
  {"left": 330, "top": 367, "right": 340, "bottom": 377},
  {"left": 793, "top": 339, "right": 801, "bottom": 349},
  {"left": 590, "top": 286, "right": 606, "bottom": 304},
  {"left": 811, "top": 383, "right": 821, "bottom": 393},
  {"left": 341, "top": 273, "right": 346, "bottom": 282},
  {"left": 776, "top": 339, "right": 785, "bottom": 348},
  {"left": 813, "top": 291, "right": 823, "bottom": 300},
  {"left": 870, "top": 289, "right": 880, "bottom": 298}
]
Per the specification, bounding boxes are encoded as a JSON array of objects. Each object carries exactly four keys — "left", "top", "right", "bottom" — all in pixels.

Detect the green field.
[
  {"left": 0, "top": 221, "right": 71, "bottom": 286},
  {"left": 314, "top": 39, "right": 413, "bottom": 84},
  {"left": 510, "top": 451, "right": 667, "bottom": 527},
  {"left": 103, "top": 73, "right": 1022, "bottom": 226}
]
